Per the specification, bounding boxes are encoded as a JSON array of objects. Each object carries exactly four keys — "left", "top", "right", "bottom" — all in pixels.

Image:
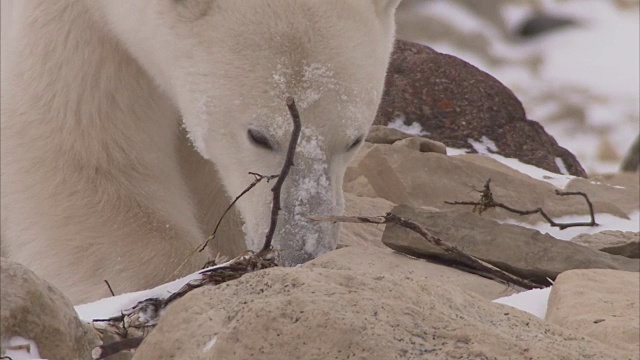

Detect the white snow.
[
  {"left": 448, "top": 147, "right": 575, "bottom": 189},
  {"left": 467, "top": 136, "right": 499, "bottom": 154},
  {"left": 1, "top": 337, "right": 43, "bottom": 360},
  {"left": 503, "top": 210, "right": 640, "bottom": 241},
  {"left": 387, "top": 114, "right": 430, "bottom": 136},
  {"left": 493, "top": 287, "right": 552, "bottom": 319},
  {"left": 554, "top": 157, "right": 570, "bottom": 176},
  {"left": 75, "top": 258, "right": 240, "bottom": 322}
]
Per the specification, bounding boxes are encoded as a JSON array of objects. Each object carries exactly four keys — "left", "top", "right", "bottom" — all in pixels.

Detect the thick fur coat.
[{"left": 0, "top": 0, "right": 399, "bottom": 303}]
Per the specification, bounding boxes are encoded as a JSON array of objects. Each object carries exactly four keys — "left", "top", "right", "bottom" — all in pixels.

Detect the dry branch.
[
  {"left": 92, "top": 250, "right": 278, "bottom": 359},
  {"left": 445, "top": 179, "right": 597, "bottom": 230},
  {"left": 198, "top": 172, "right": 278, "bottom": 253},
  {"left": 309, "top": 213, "right": 543, "bottom": 289},
  {"left": 261, "top": 96, "right": 302, "bottom": 253}
]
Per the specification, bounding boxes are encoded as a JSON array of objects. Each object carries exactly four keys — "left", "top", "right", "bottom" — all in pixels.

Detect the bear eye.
[
  {"left": 247, "top": 129, "right": 274, "bottom": 151},
  {"left": 347, "top": 135, "right": 364, "bottom": 151}
]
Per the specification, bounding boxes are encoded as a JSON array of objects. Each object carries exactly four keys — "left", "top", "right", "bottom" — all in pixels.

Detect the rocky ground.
[{"left": 2, "top": 10, "right": 639, "bottom": 360}]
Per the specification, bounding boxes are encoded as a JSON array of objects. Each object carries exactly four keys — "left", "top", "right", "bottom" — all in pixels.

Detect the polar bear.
[{"left": 0, "top": 0, "right": 400, "bottom": 304}]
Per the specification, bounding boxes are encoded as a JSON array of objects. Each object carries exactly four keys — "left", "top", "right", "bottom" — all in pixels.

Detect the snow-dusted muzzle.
[{"left": 271, "top": 131, "right": 344, "bottom": 266}]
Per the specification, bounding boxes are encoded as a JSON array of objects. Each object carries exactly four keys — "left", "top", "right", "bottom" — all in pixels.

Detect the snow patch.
[
  {"left": 502, "top": 210, "right": 640, "bottom": 241},
  {"left": 468, "top": 136, "right": 499, "bottom": 154},
  {"left": 493, "top": 287, "right": 552, "bottom": 319},
  {"left": 554, "top": 157, "right": 570, "bottom": 175},
  {"left": 75, "top": 258, "right": 241, "bottom": 321},
  {"left": 387, "top": 114, "right": 430, "bottom": 136},
  {"left": 448, "top": 147, "right": 575, "bottom": 189}
]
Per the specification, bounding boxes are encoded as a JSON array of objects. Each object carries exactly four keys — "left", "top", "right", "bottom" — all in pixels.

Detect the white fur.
[{"left": 0, "top": 0, "right": 399, "bottom": 303}]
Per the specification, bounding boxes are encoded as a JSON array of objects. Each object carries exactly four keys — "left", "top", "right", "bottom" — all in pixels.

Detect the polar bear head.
[{"left": 94, "top": 0, "right": 400, "bottom": 265}]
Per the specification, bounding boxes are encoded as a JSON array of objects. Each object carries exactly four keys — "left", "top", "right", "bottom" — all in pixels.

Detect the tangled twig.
[{"left": 445, "top": 179, "right": 598, "bottom": 230}]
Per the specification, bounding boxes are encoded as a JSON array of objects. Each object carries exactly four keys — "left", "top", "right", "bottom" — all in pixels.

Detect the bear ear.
[{"left": 372, "top": 0, "right": 402, "bottom": 18}]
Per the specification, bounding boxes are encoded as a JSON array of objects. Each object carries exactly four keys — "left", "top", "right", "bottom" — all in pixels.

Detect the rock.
[
  {"left": 589, "top": 171, "right": 640, "bottom": 191},
  {"left": 344, "top": 144, "right": 412, "bottom": 206},
  {"left": 517, "top": 13, "right": 579, "bottom": 38},
  {"left": 366, "top": 125, "right": 447, "bottom": 154},
  {"left": 572, "top": 231, "right": 640, "bottom": 259},
  {"left": 381, "top": 205, "right": 639, "bottom": 284},
  {"left": 0, "top": 258, "right": 99, "bottom": 360},
  {"left": 621, "top": 135, "right": 639, "bottom": 172},
  {"left": 545, "top": 269, "right": 640, "bottom": 353},
  {"left": 344, "top": 142, "right": 633, "bottom": 224},
  {"left": 338, "top": 193, "right": 395, "bottom": 248},
  {"left": 565, "top": 174, "right": 640, "bottom": 215},
  {"left": 133, "top": 267, "right": 632, "bottom": 360},
  {"left": 392, "top": 136, "right": 447, "bottom": 154},
  {"left": 376, "top": 40, "right": 587, "bottom": 177},
  {"left": 305, "top": 245, "right": 517, "bottom": 300},
  {"left": 365, "top": 125, "right": 413, "bottom": 144}
]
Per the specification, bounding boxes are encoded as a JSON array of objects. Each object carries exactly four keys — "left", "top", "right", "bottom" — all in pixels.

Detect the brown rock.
[
  {"left": 572, "top": 231, "right": 640, "bottom": 259},
  {"left": 133, "top": 267, "right": 631, "bottom": 360},
  {"left": 621, "top": 135, "right": 639, "bottom": 172},
  {"left": 382, "top": 205, "right": 639, "bottom": 284},
  {"left": 545, "top": 269, "right": 640, "bottom": 353},
  {"left": 305, "top": 245, "right": 517, "bottom": 300},
  {"left": 0, "top": 258, "right": 99, "bottom": 360},
  {"left": 376, "top": 40, "right": 587, "bottom": 177}
]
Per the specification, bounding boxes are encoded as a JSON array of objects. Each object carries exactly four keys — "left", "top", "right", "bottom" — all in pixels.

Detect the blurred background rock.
[{"left": 395, "top": 0, "right": 639, "bottom": 175}]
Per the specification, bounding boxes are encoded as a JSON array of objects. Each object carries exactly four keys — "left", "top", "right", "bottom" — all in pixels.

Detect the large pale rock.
[
  {"left": 545, "top": 269, "right": 640, "bottom": 354},
  {"left": 0, "top": 258, "right": 99, "bottom": 360},
  {"left": 382, "top": 205, "right": 639, "bottom": 284},
  {"left": 344, "top": 142, "right": 637, "bottom": 224},
  {"left": 366, "top": 125, "right": 447, "bottom": 154},
  {"left": 338, "top": 193, "right": 395, "bottom": 248},
  {"left": 572, "top": 231, "right": 640, "bottom": 259},
  {"left": 133, "top": 267, "right": 632, "bottom": 360},
  {"left": 305, "top": 245, "right": 517, "bottom": 300},
  {"left": 565, "top": 174, "right": 640, "bottom": 216},
  {"left": 375, "top": 40, "right": 586, "bottom": 176}
]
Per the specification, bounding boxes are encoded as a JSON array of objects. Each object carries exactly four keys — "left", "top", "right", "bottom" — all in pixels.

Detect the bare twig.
[
  {"left": 198, "top": 172, "right": 278, "bottom": 253},
  {"left": 445, "top": 179, "right": 598, "bottom": 230},
  {"left": 103, "top": 280, "right": 116, "bottom": 297},
  {"left": 309, "top": 213, "right": 543, "bottom": 289},
  {"left": 168, "top": 172, "right": 277, "bottom": 280},
  {"left": 260, "top": 96, "right": 302, "bottom": 253}
]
